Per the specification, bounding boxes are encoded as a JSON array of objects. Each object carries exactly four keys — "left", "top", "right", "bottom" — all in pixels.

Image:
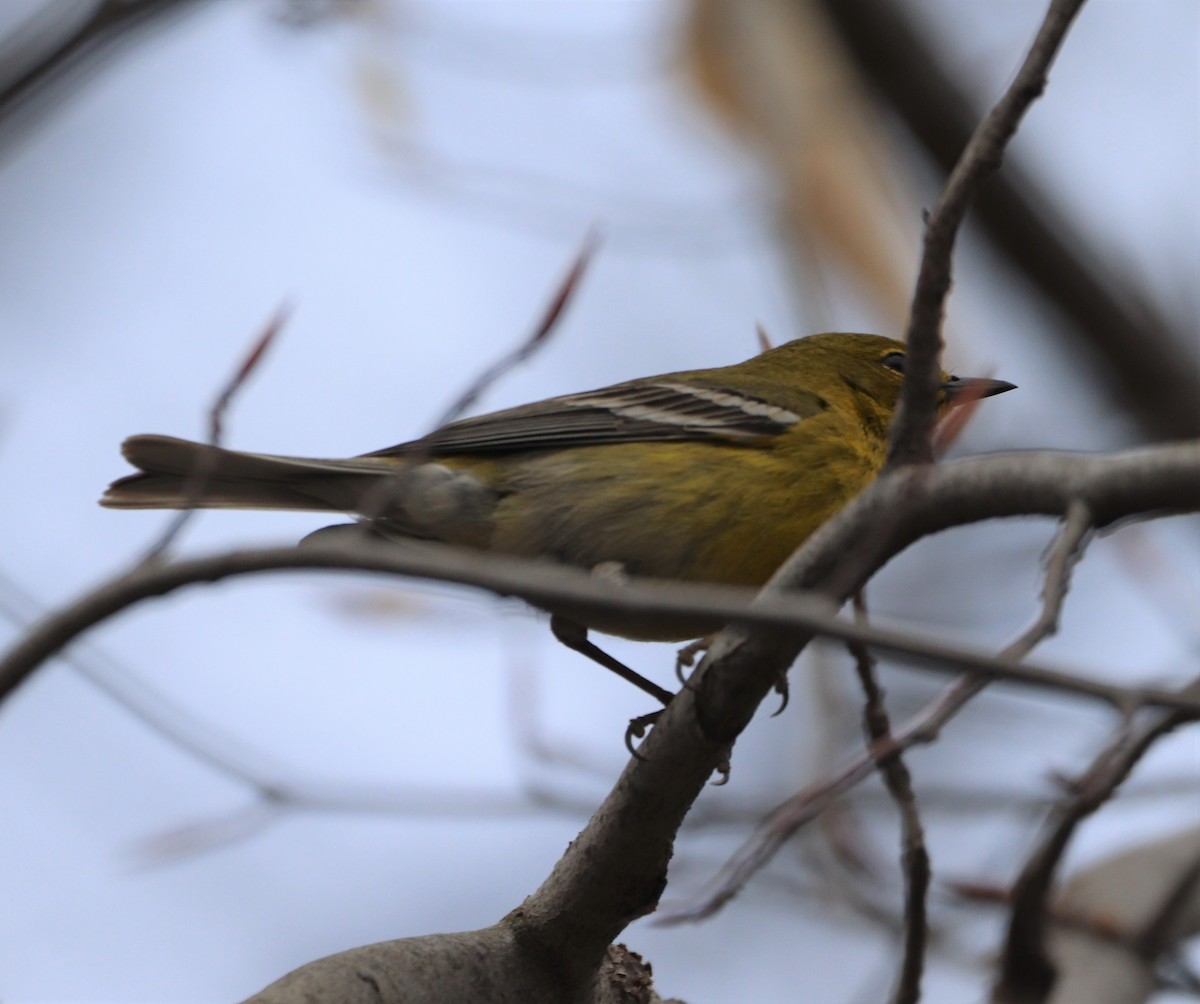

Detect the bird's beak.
[{"left": 941, "top": 376, "right": 1017, "bottom": 403}]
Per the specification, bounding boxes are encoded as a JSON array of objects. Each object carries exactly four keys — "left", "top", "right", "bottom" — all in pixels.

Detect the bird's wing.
[{"left": 366, "top": 379, "right": 826, "bottom": 458}]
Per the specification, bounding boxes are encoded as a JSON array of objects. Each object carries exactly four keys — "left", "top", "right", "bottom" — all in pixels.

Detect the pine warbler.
[{"left": 103, "top": 333, "right": 1013, "bottom": 666}]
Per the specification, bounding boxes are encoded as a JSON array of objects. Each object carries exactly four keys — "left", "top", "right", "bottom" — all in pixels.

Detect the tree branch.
[
  {"left": 889, "top": 0, "right": 1087, "bottom": 465},
  {"left": 0, "top": 0, "right": 213, "bottom": 151},
  {"left": 816, "top": 0, "right": 1200, "bottom": 443},
  {"left": 849, "top": 596, "right": 929, "bottom": 1004},
  {"left": 994, "top": 678, "right": 1200, "bottom": 1004},
  {"left": 6, "top": 444, "right": 1200, "bottom": 711},
  {"left": 656, "top": 501, "right": 1094, "bottom": 925}
]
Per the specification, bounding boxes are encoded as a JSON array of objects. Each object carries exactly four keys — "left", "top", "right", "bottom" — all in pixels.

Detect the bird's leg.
[
  {"left": 549, "top": 616, "right": 674, "bottom": 706},
  {"left": 549, "top": 616, "right": 732, "bottom": 782},
  {"left": 550, "top": 560, "right": 677, "bottom": 758},
  {"left": 548, "top": 617, "right": 674, "bottom": 759}
]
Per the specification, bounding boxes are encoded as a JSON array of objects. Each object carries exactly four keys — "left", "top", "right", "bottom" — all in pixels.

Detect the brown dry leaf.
[
  {"left": 684, "top": 0, "right": 922, "bottom": 333},
  {"left": 349, "top": 1, "right": 411, "bottom": 134}
]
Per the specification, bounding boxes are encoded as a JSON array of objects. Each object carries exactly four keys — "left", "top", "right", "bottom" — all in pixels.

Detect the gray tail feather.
[{"left": 100, "top": 434, "right": 393, "bottom": 512}]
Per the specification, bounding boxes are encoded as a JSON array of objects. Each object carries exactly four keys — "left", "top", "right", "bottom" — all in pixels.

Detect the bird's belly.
[{"left": 488, "top": 442, "right": 876, "bottom": 640}]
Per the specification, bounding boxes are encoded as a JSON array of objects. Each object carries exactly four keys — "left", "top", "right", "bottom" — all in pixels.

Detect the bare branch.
[
  {"left": 816, "top": 0, "right": 1200, "bottom": 442},
  {"left": 848, "top": 594, "right": 929, "bottom": 1004},
  {"left": 994, "top": 679, "right": 1200, "bottom": 1004},
  {"left": 9, "top": 444, "right": 1200, "bottom": 709},
  {"left": 0, "top": 0, "right": 213, "bottom": 150},
  {"left": 657, "top": 501, "right": 1095, "bottom": 925},
  {"left": 888, "top": 0, "right": 1087, "bottom": 466},
  {"left": 1017, "top": 500, "right": 1093, "bottom": 654}
]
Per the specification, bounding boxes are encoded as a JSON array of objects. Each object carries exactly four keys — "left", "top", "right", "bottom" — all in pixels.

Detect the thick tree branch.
[{"left": 657, "top": 501, "right": 1094, "bottom": 925}]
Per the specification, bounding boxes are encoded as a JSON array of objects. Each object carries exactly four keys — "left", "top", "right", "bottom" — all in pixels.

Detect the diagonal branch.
[
  {"left": 0, "top": 0, "right": 213, "bottom": 150},
  {"left": 142, "top": 304, "right": 290, "bottom": 561},
  {"left": 431, "top": 230, "right": 599, "bottom": 431},
  {"left": 655, "top": 501, "right": 1094, "bottom": 925},
  {"left": 993, "top": 677, "right": 1200, "bottom": 1004},
  {"left": 888, "top": 0, "right": 1087, "bottom": 466},
  {"left": 816, "top": 0, "right": 1200, "bottom": 443},
  {"left": 355, "top": 234, "right": 595, "bottom": 524}
]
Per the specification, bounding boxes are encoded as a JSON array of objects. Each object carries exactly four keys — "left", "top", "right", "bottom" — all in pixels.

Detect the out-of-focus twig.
[
  {"left": 141, "top": 303, "right": 289, "bottom": 562},
  {"left": 431, "top": 230, "right": 598, "bottom": 431},
  {"left": 354, "top": 233, "right": 597, "bottom": 525},
  {"left": 0, "top": 0, "right": 213, "bottom": 153},
  {"left": 959, "top": 826, "right": 1200, "bottom": 1004}
]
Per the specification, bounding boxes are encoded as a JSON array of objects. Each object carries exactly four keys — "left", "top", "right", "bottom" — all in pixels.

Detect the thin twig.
[
  {"left": 141, "top": 303, "right": 289, "bottom": 561},
  {"left": 948, "top": 880, "right": 1127, "bottom": 945},
  {"left": 432, "top": 229, "right": 599, "bottom": 431},
  {"left": 817, "top": 0, "right": 1200, "bottom": 443},
  {"left": 1010, "top": 498, "right": 1094, "bottom": 660},
  {"left": 354, "top": 232, "right": 597, "bottom": 525},
  {"left": 994, "top": 677, "right": 1200, "bottom": 1004},
  {"left": 888, "top": 0, "right": 1088, "bottom": 467},
  {"left": 848, "top": 593, "right": 929, "bottom": 1004},
  {"left": 4, "top": 523, "right": 1198, "bottom": 720}
]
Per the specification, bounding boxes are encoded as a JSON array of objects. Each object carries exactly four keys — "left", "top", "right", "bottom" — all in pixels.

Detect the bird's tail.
[{"left": 100, "top": 434, "right": 398, "bottom": 513}]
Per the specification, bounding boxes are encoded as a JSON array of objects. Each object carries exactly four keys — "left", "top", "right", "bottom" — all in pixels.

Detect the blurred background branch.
[{"left": 0, "top": 0, "right": 215, "bottom": 154}]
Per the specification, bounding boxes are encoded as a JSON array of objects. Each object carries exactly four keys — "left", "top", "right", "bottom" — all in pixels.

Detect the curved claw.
[
  {"left": 675, "top": 635, "right": 714, "bottom": 685},
  {"left": 770, "top": 677, "right": 790, "bottom": 718},
  {"left": 710, "top": 752, "right": 731, "bottom": 786},
  {"left": 624, "top": 710, "right": 661, "bottom": 759}
]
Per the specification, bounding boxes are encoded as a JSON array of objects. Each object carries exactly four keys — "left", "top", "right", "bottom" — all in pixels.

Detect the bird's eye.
[{"left": 881, "top": 351, "right": 905, "bottom": 373}]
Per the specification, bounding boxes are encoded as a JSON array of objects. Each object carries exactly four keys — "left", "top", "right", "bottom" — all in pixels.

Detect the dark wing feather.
[{"left": 366, "top": 380, "right": 822, "bottom": 458}]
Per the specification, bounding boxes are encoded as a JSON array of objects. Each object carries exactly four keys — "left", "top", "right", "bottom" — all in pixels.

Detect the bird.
[{"left": 102, "top": 332, "right": 1014, "bottom": 704}]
